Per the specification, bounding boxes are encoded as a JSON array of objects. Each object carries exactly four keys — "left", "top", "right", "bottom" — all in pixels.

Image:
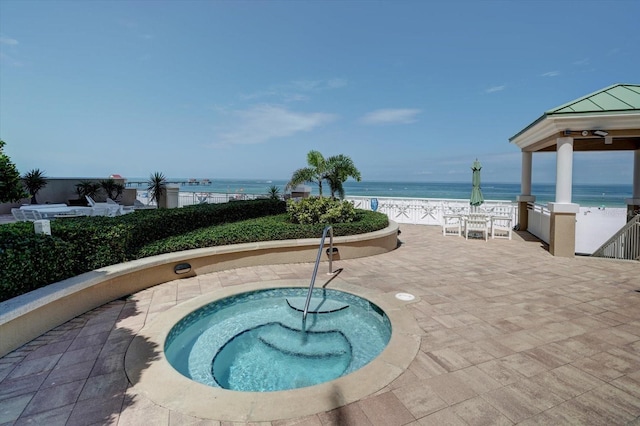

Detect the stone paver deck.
[{"left": 1, "top": 224, "right": 639, "bottom": 425}]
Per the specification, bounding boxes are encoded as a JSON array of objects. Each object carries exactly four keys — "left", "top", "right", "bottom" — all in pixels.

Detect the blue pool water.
[{"left": 164, "top": 288, "right": 392, "bottom": 392}]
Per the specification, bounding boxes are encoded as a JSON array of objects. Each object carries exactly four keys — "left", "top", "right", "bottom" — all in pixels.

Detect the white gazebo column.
[
  {"left": 548, "top": 137, "right": 579, "bottom": 257},
  {"left": 626, "top": 148, "right": 640, "bottom": 220},
  {"left": 516, "top": 151, "right": 535, "bottom": 230}
]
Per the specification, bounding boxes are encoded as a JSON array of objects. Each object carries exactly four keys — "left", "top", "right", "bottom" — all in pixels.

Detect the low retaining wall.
[{"left": 0, "top": 222, "right": 399, "bottom": 357}]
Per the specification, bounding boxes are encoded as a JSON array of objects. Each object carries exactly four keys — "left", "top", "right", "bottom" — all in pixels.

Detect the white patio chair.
[
  {"left": 442, "top": 214, "right": 463, "bottom": 236},
  {"left": 491, "top": 206, "right": 513, "bottom": 240},
  {"left": 464, "top": 213, "right": 489, "bottom": 241}
]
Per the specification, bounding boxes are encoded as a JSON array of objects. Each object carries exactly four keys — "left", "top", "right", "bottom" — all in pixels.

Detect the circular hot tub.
[
  {"left": 164, "top": 287, "right": 391, "bottom": 391},
  {"left": 125, "top": 280, "right": 420, "bottom": 422}
]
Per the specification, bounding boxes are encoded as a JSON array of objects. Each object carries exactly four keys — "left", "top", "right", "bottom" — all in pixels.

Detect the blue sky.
[{"left": 1, "top": 0, "right": 638, "bottom": 184}]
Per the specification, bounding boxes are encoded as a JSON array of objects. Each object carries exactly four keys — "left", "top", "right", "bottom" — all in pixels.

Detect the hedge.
[
  {"left": 137, "top": 211, "right": 389, "bottom": 257},
  {"left": 0, "top": 200, "right": 286, "bottom": 302},
  {"left": 0, "top": 200, "right": 388, "bottom": 302}
]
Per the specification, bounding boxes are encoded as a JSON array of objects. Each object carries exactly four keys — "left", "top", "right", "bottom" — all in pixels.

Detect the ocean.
[{"left": 129, "top": 178, "right": 634, "bottom": 208}]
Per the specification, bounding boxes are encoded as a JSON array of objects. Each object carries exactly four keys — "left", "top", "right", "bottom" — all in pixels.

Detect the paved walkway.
[{"left": 1, "top": 225, "right": 639, "bottom": 425}]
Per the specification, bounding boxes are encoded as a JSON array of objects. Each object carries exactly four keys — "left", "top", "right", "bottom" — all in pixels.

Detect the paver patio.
[{"left": 1, "top": 224, "right": 639, "bottom": 425}]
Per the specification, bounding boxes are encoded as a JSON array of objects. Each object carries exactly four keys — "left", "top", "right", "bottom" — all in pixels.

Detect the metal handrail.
[
  {"left": 592, "top": 214, "right": 640, "bottom": 260},
  {"left": 302, "top": 226, "right": 335, "bottom": 321}
]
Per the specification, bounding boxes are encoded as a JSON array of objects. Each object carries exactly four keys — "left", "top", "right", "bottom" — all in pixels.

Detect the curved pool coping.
[
  {"left": 0, "top": 221, "right": 399, "bottom": 358},
  {"left": 125, "top": 278, "right": 422, "bottom": 422}
]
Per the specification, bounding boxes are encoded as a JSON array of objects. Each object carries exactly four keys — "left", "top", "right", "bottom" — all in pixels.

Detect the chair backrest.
[
  {"left": 106, "top": 198, "right": 118, "bottom": 205},
  {"left": 22, "top": 210, "right": 42, "bottom": 221},
  {"left": 11, "top": 208, "right": 27, "bottom": 222},
  {"left": 85, "top": 196, "right": 96, "bottom": 207},
  {"left": 491, "top": 205, "right": 513, "bottom": 217},
  {"left": 466, "top": 213, "right": 489, "bottom": 230}
]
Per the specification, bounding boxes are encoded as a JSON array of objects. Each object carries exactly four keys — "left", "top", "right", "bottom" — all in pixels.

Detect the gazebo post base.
[
  {"left": 548, "top": 203, "right": 580, "bottom": 257},
  {"left": 516, "top": 195, "right": 535, "bottom": 230}
]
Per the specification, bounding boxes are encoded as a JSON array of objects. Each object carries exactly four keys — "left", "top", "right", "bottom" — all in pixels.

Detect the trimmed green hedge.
[
  {"left": 0, "top": 222, "right": 76, "bottom": 298},
  {"left": 137, "top": 211, "right": 388, "bottom": 257},
  {"left": 0, "top": 200, "right": 389, "bottom": 302}
]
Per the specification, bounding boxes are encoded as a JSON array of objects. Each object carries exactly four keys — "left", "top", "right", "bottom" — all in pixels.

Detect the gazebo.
[{"left": 510, "top": 83, "right": 640, "bottom": 257}]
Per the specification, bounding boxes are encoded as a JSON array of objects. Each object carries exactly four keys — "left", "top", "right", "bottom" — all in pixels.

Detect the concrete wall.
[{"left": 0, "top": 177, "right": 128, "bottom": 213}]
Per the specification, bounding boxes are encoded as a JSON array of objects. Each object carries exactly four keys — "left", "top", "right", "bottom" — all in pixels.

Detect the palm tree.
[
  {"left": 147, "top": 172, "right": 167, "bottom": 208},
  {"left": 22, "top": 169, "right": 48, "bottom": 204},
  {"left": 266, "top": 185, "right": 281, "bottom": 200},
  {"left": 286, "top": 150, "right": 329, "bottom": 197},
  {"left": 325, "top": 154, "right": 361, "bottom": 199},
  {"left": 100, "top": 178, "right": 125, "bottom": 201}
]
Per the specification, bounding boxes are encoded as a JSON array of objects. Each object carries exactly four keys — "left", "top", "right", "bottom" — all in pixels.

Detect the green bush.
[
  {"left": 0, "top": 200, "right": 388, "bottom": 302},
  {"left": 137, "top": 211, "right": 388, "bottom": 257},
  {"left": 0, "top": 222, "right": 76, "bottom": 301},
  {"left": 287, "top": 197, "right": 357, "bottom": 224}
]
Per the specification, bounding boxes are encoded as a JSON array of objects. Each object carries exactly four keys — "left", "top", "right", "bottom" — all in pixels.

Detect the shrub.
[
  {"left": 0, "top": 200, "right": 388, "bottom": 302},
  {"left": 0, "top": 222, "right": 76, "bottom": 302},
  {"left": 287, "top": 197, "right": 357, "bottom": 224},
  {"left": 137, "top": 211, "right": 388, "bottom": 257}
]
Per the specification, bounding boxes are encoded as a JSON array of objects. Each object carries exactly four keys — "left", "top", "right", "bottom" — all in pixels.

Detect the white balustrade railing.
[
  {"left": 592, "top": 214, "right": 640, "bottom": 261},
  {"left": 345, "top": 196, "right": 517, "bottom": 226},
  {"left": 527, "top": 203, "right": 550, "bottom": 244}
]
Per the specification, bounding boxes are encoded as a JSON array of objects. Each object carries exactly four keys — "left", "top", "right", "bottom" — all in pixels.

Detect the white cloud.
[
  {"left": 485, "top": 85, "right": 506, "bottom": 94},
  {"left": 240, "top": 78, "right": 348, "bottom": 102},
  {"left": 0, "top": 52, "right": 22, "bottom": 66},
  {"left": 214, "top": 104, "right": 337, "bottom": 145},
  {"left": 360, "top": 109, "right": 421, "bottom": 125},
  {"left": 541, "top": 71, "right": 560, "bottom": 77},
  {"left": 0, "top": 37, "right": 18, "bottom": 45}
]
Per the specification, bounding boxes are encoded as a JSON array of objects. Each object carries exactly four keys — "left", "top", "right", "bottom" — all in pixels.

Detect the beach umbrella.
[{"left": 470, "top": 159, "right": 484, "bottom": 208}]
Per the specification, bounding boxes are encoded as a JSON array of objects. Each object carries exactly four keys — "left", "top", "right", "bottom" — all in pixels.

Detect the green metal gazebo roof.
[
  {"left": 510, "top": 83, "right": 640, "bottom": 147},
  {"left": 546, "top": 83, "right": 640, "bottom": 115}
]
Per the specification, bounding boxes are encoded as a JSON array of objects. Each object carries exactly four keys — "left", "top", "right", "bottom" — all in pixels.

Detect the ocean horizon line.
[
  {"left": 129, "top": 178, "right": 633, "bottom": 208},
  {"left": 124, "top": 177, "right": 633, "bottom": 188}
]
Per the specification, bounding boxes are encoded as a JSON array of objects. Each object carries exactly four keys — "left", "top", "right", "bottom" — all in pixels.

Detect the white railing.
[
  {"left": 592, "top": 214, "right": 640, "bottom": 260},
  {"left": 527, "top": 203, "right": 550, "bottom": 244},
  {"left": 136, "top": 190, "right": 518, "bottom": 226},
  {"left": 136, "top": 191, "right": 263, "bottom": 207},
  {"left": 345, "top": 196, "right": 517, "bottom": 226}
]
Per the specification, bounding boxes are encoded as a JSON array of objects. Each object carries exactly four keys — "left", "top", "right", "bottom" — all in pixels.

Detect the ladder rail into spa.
[{"left": 302, "top": 225, "right": 336, "bottom": 321}]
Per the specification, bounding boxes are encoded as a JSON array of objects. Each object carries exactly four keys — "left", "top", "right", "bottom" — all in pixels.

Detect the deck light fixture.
[
  {"left": 593, "top": 130, "right": 609, "bottom": 137},
  {"left": 174, "top": 263, "right": 192, "bottom": 274}
]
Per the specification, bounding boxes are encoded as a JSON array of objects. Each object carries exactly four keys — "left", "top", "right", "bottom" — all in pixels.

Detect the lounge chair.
[
  {"left": 107, "top": 198, "right": 135, "bottom": 214},
  {"left": 21, "top": 209, "right": 43, "bottom": 221},
  {"left": 133, "top": 200, "right": 155, "bottom": 210},
  {"left": 11, "top": 208, "right": 27, "bottom": 222},
  {"left": 86, "top": 196, "right": 121, "bottom": 216}
]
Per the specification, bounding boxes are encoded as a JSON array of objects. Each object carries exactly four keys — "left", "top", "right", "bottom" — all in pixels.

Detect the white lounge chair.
[
  {"left": 86, "top": 196, "right": 121, "bottom": 216},
  {"left": 133, "top": 200, "right": 155, "bottom": 210},
  {"left": 107, "top": 198, "right": 134, "bottom": 214},
  {"left": 464, "top": 213, "right": 489, "bottom": 241},
  {"left": 21, "top": 210, "right": 43, "bottom": 221},
  {"left": 11, "top": 208, "right": 27, "bottom": 222}
]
